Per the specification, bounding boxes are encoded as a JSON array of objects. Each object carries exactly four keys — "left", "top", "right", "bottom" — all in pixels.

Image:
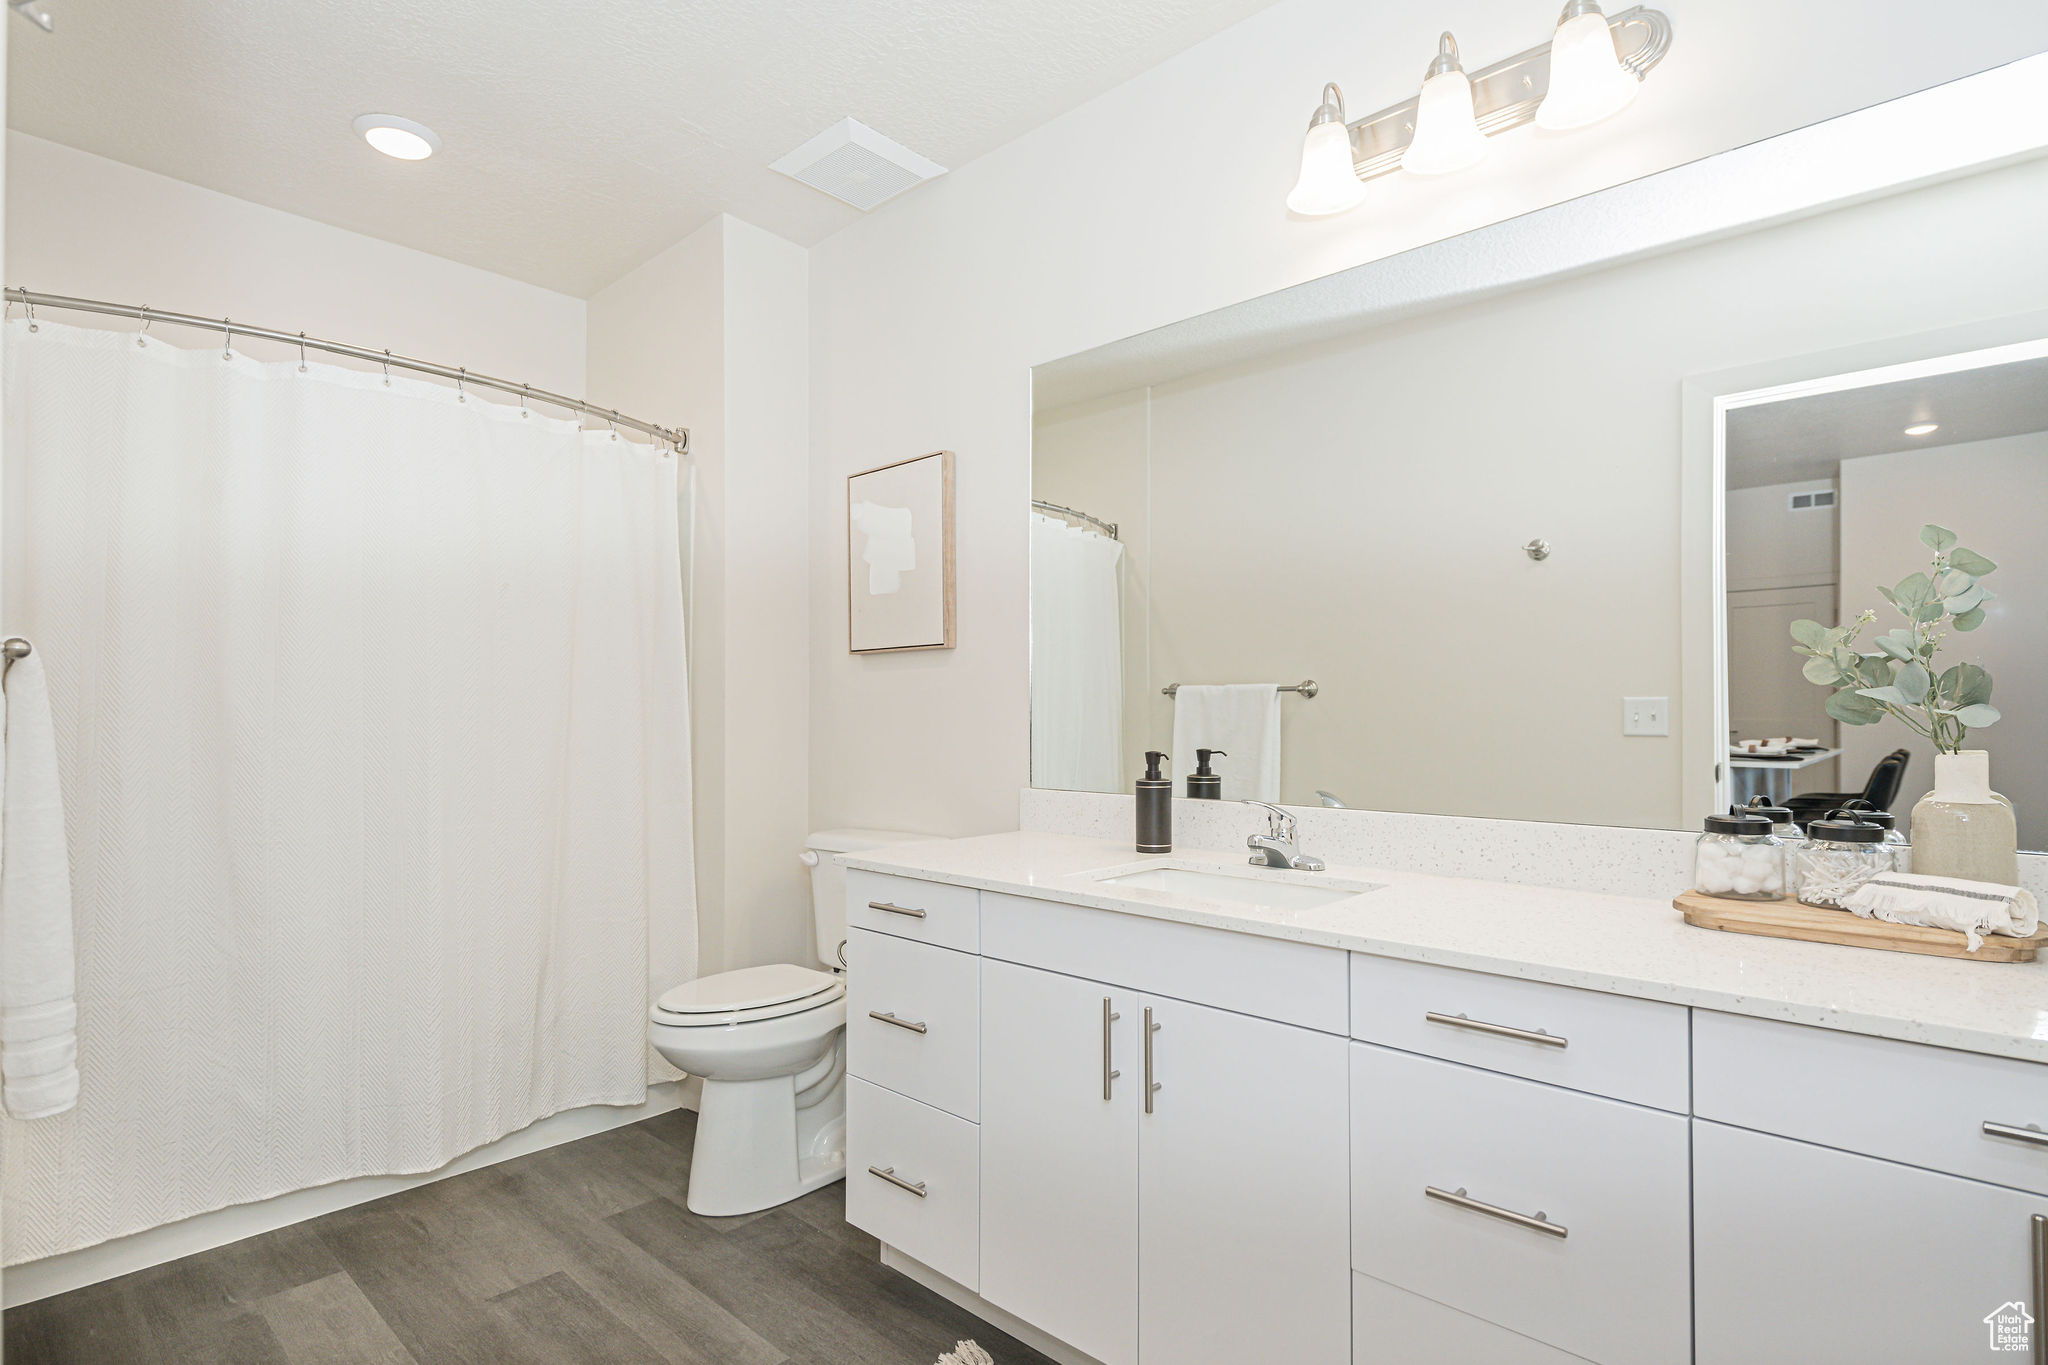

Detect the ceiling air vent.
[{"left": 770, "top": 118, "right": 946, "bottom": 211}]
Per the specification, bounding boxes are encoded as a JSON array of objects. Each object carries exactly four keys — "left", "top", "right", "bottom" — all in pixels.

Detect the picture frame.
[{"left": 847, "top": 450, "right": 956, "bottom": 653}]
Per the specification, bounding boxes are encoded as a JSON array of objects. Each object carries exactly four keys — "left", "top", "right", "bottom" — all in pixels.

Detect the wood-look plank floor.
[{"left": 4, "top": 1109, "right": 1055, "bottom": 1365}]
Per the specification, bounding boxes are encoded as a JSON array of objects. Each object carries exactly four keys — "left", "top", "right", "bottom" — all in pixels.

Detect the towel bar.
[{"left": 1162, "top": 679, "right": 1317, "bottom": 699}]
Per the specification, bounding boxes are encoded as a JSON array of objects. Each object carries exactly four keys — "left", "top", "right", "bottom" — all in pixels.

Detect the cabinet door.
[
  {"left": 1139, "top": 994, "right": 1351, "bottom": 1365},
  {"left": 1695, "top": 1119, "right": 2048, "bottom": 1365},
  {"left": 980, "top": 959, "right": 1140, "bottom": 1365}
]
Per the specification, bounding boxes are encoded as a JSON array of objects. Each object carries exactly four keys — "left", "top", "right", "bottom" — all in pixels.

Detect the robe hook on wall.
[{"left": 1525, "top": 538, "right": 1552, "bottom": 561}]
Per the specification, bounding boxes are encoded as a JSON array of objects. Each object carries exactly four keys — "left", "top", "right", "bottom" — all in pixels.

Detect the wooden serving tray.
[{"left": 1674, "top": 891, "right": 2048, "bottom": 963}]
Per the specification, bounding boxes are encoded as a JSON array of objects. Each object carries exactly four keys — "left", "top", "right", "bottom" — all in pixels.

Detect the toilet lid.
[{"left": 655, "top": 963, "right": 839, "bottom": 1015}]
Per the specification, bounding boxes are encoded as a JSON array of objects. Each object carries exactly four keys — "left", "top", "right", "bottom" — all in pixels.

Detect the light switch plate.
[{"left": 1622, "top": 697, "right": 1670, "bottom": 737}]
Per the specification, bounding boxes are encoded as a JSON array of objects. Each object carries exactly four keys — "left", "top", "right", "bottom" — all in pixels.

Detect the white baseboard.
[
  {"left": 879, "top": 1244, "right": 1104, "bottom": 1365},
  {"left": 3, "top": 1077, "right": 700, "bottom": 1309}
]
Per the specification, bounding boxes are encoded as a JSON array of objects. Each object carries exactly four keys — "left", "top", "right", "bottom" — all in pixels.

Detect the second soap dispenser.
[
  {"left": 1136, "top": 750, "right": 1173, "bottom": 853},
  {"left": 1187, "top": 749, "right": 1226, "bottom": 800}
]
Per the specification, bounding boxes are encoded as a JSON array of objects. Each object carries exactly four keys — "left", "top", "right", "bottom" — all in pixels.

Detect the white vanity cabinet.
[
  {"left": 978, "top": 941, "right": 1352, "bottom": 1365},
  {"left": 1692, "top": 1011, "right": 2048, "bottom": 1365},
  {"left": 980, "top": 957, "right": 1141, "bottom": 1365},
  {"left": 1694, "top": 1119, "right": 2048, "bottom": 1365},
  {"left": 844, "top": 861, "right": 2048, "bottom": 1365}
]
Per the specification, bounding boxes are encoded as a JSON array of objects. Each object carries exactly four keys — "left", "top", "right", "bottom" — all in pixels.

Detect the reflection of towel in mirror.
[
  {"left": 1170, "top": 684, "right": 1282, "bottom": 803},
  {"left": 1843, "top": 873, "right": 2039, "bottom": 951}
]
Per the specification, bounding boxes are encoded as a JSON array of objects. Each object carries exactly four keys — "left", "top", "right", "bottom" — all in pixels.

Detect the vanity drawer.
[
  {"left": 845, "top": 928, "right": 980, "bottom": 1122},
  {"left": 980, "top": 890, "right": 1347, "bottom": 1034},
  {"left": 1353, "top": 1273, "right": 1594, "bottom": 1365},
  {"left": 1693, "top": 1010, "right": 2048, "bottom": 1196},
  {"left": 1351, "top": 1043, "right": 1690, "bottom": 1365},
  {"left": 1350, "top": 954, "right": 1689, "bottom": 1113},
  {"left": 846, "top": 870, "right": 979, "bottom": 953},
  {"left": 845, "top": 1078, "right": 979, "bottom": 1292}
]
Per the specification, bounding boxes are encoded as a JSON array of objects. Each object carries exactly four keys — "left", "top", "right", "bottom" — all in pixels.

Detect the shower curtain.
[
  {"left": 1030, "top": 512, "right": 1125, "bottom": 793},
  {"left": 0, "top": 319, "right": 695, "bottom": 1262}
]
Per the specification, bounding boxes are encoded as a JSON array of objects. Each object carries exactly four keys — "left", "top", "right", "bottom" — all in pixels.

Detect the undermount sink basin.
[{"left": 1093, "top": 865, "right": 1376, "bottom": 911}]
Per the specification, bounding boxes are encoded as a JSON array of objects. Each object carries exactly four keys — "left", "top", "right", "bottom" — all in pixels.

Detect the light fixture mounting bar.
[{"left": 1347, "top": 6, "right": 1671, "bottom": 180}]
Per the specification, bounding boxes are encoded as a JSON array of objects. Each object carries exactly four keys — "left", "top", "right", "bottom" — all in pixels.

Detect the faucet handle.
[{"left": 1241, "top": 800, "right": 1295, "bottom": 842}]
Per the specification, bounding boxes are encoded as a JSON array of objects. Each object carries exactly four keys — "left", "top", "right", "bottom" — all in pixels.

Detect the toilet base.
[{"left": 685, "top": 1045, "right": 847, "bottom": 1217}]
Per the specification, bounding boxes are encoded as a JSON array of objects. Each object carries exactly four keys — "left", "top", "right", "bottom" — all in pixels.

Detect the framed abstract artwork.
[{"left": 847, "top": 450, "right": 956, "bottom": 653}]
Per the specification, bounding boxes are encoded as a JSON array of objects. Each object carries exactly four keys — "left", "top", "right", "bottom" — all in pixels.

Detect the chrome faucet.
[{"left": 1243, "top": 801, "right": 1324, "bottom": 871}]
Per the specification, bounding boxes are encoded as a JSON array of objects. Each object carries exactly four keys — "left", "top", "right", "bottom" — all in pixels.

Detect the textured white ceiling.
[
  {"left": 1726, "top": 356, "right": 2048, "bottom": 489},
  {"left": 7, "top": 0, "right": 1279, "bottom": 295}
]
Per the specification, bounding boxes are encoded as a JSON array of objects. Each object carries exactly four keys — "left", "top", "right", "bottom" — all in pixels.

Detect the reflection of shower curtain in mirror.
[
  {"left": 1031, "top": 513, "right": 1124, "bottom": 793},
  {"left": 0, "top": 320, "right": 695, "bottom": 1262}
]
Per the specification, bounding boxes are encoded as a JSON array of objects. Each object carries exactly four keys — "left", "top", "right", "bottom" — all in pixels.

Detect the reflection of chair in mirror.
[{"left": 1785, "top": 749, "right": 1910, "bottom": 823}]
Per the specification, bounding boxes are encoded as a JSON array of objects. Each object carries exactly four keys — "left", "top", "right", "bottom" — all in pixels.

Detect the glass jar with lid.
[
  {"left": 1738, "top": 795, "right": 1805, "bottom": 846},
  {"left": 1793, "top": 812, "right": 1894, "bottom": 910},
  {"left": 1834, "top": 799, "right": 1909, "bottom": 872},
  {"left": 1693, "top": 811, "right": 1785, "bottom": 901}
]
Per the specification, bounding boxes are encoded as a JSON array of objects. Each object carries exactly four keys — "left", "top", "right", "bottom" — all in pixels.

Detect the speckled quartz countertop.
[{"left": 842, "top": 830, "right": 2048, "bottom": 1065}]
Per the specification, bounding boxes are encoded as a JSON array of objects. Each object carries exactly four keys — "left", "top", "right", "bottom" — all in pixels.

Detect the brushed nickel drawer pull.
[
  {"left": 868, "top": 1010, "right": 928, "bottom": 1035},
  {"left": 1984, "top": 1121, "right": 2048, "bottom": 1149},
  {"left": 1426, "top": 1010, "right": 1568, "bottom": 1049},
  {"left": 868, "top": 901, "right": 928, "bottom": 919},
  {"left": 1425, "top": 1185, "right": 1569, "bottom": 1240},
  {"left": 1103, "top": 996, "right": 1121, "bottom": 1101},
  {"left": 1144, "top": 1007, "right": 1161, "bottom": 1115},
  {"left": 868, "top": 1165, "right": 927, "bottom": 1198},
  {"left": 2032, "top": 1214, "right": 2046, "bottom": 1365}
]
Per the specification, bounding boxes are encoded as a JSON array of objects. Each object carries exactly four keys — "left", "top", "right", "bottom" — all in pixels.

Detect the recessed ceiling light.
[
  {"left": 1903, "top": 422, "right": 1940, "bottom": 436},
  {"left": 352, "top": 114, "right": 440, "bottom": 161}
]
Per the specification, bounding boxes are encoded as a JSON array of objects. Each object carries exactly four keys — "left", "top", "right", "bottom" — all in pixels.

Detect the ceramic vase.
[{"left": 1909, "top": 750, "right": 2019, "bottom": 886}]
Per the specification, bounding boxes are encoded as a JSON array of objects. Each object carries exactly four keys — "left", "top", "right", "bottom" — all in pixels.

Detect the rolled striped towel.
[
  {"left": 1843, "top": 873, "right": 2039, "bottom": 951},
  {"left": 937, "top": 1344, "right": 994, "bottom": 1365}
]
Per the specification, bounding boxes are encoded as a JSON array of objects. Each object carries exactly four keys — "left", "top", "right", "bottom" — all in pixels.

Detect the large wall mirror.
[{"left": 1028, "top": 81, "right": 2048, "bottom": 849}]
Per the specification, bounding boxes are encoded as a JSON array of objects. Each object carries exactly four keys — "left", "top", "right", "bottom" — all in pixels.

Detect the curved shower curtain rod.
[{"left": 5, "top": 287, "right": 690, "bottom": 452}]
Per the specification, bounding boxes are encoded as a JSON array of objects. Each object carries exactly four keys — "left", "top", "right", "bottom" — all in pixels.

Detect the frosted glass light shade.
[
  {"left": 1288, "top": 120, "right": 1366, "bottom": 216},
  {"left": 1536, "top": 10, "right": 1639, "bottom": 130},
  {"left": 1402, "top": 69, "right": 1487, "bottom": 176}
]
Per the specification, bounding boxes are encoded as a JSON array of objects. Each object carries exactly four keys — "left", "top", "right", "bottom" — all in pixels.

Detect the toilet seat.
[{"left": 651, "top": 963, "right": 844, "bottom": 1028}]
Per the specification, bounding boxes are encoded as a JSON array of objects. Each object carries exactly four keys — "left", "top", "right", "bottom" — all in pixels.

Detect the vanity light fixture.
[
  {"left": 1903, "top": 422, "right": 1940, "bottom": 436},
  {"left": 1535, "top": 1, "right": 1642, "bottom": 130},
  {"left": 1287, "top": 84, "right": 1370, "bottom": 216},
  {"left": 1287, "top": 4, "right": 1670, "bottom": 214},
  {"left": 1402, "top": 34, "right": 1489, "bottom": 176},
  {"left": 352, "top": 114, "right": 441, "bottom": 161}
]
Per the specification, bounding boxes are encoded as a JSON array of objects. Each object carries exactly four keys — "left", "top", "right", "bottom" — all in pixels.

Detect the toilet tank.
[{"left": 802, "top": 828, "right": 929, "bottom": 969}]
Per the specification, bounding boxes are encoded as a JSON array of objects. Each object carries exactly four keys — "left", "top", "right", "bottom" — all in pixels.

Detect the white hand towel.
[
  {"left": 1842, "top": 872, "right": 2039, "bottom": 952},
  {"left": 2, "top": 650, "right": 79, "bottom": 1118},
  {"left": 1170, "top": 684, "right": 1283, "bottom": 803}
]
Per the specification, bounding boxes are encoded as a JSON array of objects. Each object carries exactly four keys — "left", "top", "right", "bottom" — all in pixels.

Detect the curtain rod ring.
[
  {"left": 138, "top": 305, "right": 153, "bottom": 346},
  {"left": 456, "top": 367, "right": 466, "bottom": 403},
  {"left": 382, "top": 349, "right": 392, "bottom": 387},
  {"left": 519, "top": 383, "right": 530, "bottom": 418},
  {"left": 297, "top": 332, "right": 308, "bottom": 374},
  {"left": 25, "top": 296, "right": 37, "bottom": 333},
  {"left": 222, "top": 318, "right": 233, "bottom": 360}
]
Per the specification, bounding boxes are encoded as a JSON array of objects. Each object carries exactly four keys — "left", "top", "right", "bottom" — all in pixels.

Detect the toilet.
[{"left": 648, "top": 828, "right": 924, "bottom": 1217}]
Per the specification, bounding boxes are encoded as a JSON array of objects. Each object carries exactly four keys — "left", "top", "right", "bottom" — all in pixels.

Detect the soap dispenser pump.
[
  {"left": 1187, "top": 749, "right": 1226, "bottom": 800},
  {"left": 1136, "top": 750, "right": 1173, "bottom": 853}
]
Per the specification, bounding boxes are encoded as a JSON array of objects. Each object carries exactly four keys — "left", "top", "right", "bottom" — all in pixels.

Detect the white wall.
[
  {"left": 1026, "top": 159, "right": 2048, "bottom": 829},
  {"left": 588, "top": 215, "right": 814, "bottom": 975},
  {"left": 1838, "top": 432, "right": 2048, "bottom": 850},
  {"left": 1726, "top": 481, "right": 1839, "bottom": 593},
  {"left": 808, "top": 0, "right": 2048, "bottom": 837},
  {"left": 6, "top": 134, "right": 585, "bottom": 391}
]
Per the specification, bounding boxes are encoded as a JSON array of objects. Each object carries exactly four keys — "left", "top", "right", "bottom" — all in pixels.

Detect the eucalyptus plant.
[{"left": 1789, "top": 524, "right": 1999, "bottom": 755}]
